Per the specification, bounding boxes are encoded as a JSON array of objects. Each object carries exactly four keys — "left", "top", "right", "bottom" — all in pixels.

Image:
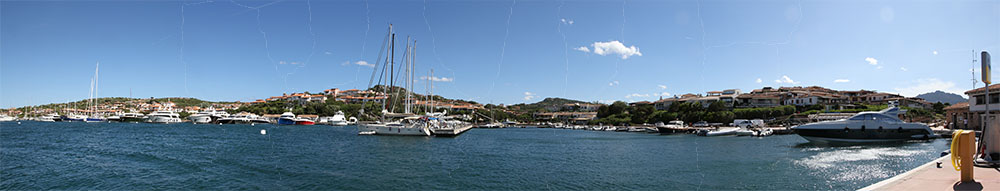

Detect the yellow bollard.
[{"left": 960, "top": 131, "right": 975, "bottom": 182}]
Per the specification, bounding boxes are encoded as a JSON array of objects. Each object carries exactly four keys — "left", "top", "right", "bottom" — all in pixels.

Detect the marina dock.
[{"left": 861, "top": 155, "right": 1000, "bottom": 190}]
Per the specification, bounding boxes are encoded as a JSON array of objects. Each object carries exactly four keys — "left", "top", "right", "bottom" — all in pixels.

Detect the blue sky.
[{"left": 2, "top": 0, "right": 998, "bottom": 108}]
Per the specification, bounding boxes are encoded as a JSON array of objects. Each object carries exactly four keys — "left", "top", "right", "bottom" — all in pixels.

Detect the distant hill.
[
  {"left": 916, "top": 91, "right": 967, "bottom": 104},
  {"left": 533, "top": 97, "right": 590, "bottom": 106},
  {"left": 512, "top": 97, "right": 592, "bottom": 111}
]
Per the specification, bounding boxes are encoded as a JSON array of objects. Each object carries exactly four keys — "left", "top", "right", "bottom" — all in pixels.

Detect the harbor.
[{"left": 3, "top": 0, "right": 999, "bottom": 190}]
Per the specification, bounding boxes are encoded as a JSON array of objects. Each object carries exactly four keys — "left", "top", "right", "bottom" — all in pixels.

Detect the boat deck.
[
  {"left": 861, "top": 155, "right": 1000, "bottom": 190},
  {"left": 432, "top": 125, "right": 474, "bottom": 137}
]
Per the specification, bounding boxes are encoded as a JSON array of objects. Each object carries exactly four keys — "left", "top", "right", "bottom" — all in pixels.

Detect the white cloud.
[
  {"left": 608, "top": 80, "right": 620, "bottom": 86},
  {"left": 574, "top": 46, "right": 590, "bottom": 53},
  {"left": 588, "top": 40, "right": 643, "bottom": 59},
  {"left": 658, "top": 92, "right": 671, "bottom": 97},
  {"left": 865, "top": 57, "right": 878, "bottom": 65},
  {"left": 900, "top": 67, "right": 908, "bottom": 71},
  {"left": 560, "top": 18, "right": 574, "bottom": 25},
  {"left": 893, "top": 78, "right": 966, "bottom": 97},
  {"left": 420, "top": 76, "right": 454, "bottom": 82},
  {"left": 350, "top": 60, "right": 374, "bottom": 67},
  {"left": 774, "top": 75, "right": 799, "bottom": 84},
  {"left": 833, "top": 79, "right": 850, "bottom": 83},
  {"left": 658, "top": 85, "right": 667, "bottom": 89},
  {"left": 523, "top": 92, "right": 536, "bottom": 101},
  {"left": 876, "top": 66, "right": 883, "bottom": 69},
  {"left": 933, "top": 51, "right": 938, "bottom": 55},
  {"left": 756, "top": 78, "right": 762, "bottom": 83},
  {"left": 625, "top": 93, "right": 650, "bottom": 99},
  {"left": 279, "top": 61, "right": 301, "bottom": 65},
  {"left": 324, "top": 51, "right": 332, "bottom": 55}
]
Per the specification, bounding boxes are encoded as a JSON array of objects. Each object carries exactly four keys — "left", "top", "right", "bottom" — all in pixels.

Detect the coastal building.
[
  {"left": 839, "top": 90, "right": 877, "bottom": 103},
  {"left": 782, "top": 93, "right": 848, "bottom": 106},
  {"left": 629, "top": 101, "right": 652, "bottom": 107},
  {"left": 653, "top": 97, "right": 679, "bottom": 110},
  {"left": 336, "top": 96, "right": 387, "bottom": 104},
  {"left": 964, "top": 84, "right": 1000, "bottom": 131},
  {"left": 736, "top": 94, "right": 782, "bottom": 108},
  {"left": 323, "top": 88, "right": 340, "bottom": 96},
  {"left": 863, "top": 93, "right": 904, "bottom": 104},
  {"left": 945, "top": 102, "right": 971, "bottom": 130},
  {"left": 885, "top": 97, "right": 933, "bottom": 109},
  {"left": 562, "top": 103, "right": 601, "bottom": 112}
]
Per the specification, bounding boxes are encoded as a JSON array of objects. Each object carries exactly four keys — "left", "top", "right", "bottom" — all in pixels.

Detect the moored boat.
[
  {"left": 145, "top": 110, "right": 182, "bottom": 124},
  {"left": 277, "top": 112, "right": 315, "bottom": 125},
  {"left": 791, "top": 101, "right": 937, "bottom": 144},
  {"left": 656, "top": 120, "right": 689, "bottom": 134}
]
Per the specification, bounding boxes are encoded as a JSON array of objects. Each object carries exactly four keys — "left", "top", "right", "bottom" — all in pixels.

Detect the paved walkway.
[{"left": 861, "top": 155, "right": 1000, "bottom": 191}]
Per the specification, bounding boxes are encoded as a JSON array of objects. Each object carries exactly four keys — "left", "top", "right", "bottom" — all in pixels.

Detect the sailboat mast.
[
  {"left": 405, "top": 37, "right": 412, "bottom": 114},
  {"left": 389, "top": 25, "right": 395, "bottom": 102},
  {"left": 381, "top": 24, "right": 392, "bottom": 118},
  {"left": 430, "top": 69, "right": 434, "bottom": 113},
  {"left": 94, "top": 62, "right": 99, "bottom": 115}
]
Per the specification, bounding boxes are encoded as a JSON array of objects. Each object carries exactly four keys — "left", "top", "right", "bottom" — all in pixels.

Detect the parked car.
[{"left": 733, "top": 119, "right": 765, "bottom": 128}]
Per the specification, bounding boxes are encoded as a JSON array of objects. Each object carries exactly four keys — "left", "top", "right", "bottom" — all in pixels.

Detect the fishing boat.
[
  {"left": 655, "top": 120, "right": 689, "bottom": 134},
  {"left": 277, "top": 112, "right": 315, "bottom": 125},
  {"left": 791, "top": 101, "right": 937, "bottom": 144}
]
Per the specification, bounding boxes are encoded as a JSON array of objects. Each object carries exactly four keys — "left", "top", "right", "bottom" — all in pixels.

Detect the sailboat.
[
  {"left": 85, "top": 62, "right": 106, "bottom": 122},
  {"left": 357, "top": 24, "right": 431, "bottom": 136}
]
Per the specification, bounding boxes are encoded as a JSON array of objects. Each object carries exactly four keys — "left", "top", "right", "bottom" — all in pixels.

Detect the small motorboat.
[{"left": 703, "top": 127, "right": 740, "bottom": 136}]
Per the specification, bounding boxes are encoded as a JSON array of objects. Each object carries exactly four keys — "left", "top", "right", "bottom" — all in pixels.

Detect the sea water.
[{"left": 1, "top": 121, "right": 949, "bottom": 190}]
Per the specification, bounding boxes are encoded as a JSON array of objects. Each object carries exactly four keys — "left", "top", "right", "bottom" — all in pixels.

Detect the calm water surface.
[{"left": 1, "top": 121, "right": 949, "bottom": 190}]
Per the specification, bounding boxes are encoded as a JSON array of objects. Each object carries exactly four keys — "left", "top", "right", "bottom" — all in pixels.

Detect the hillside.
[
  {"left": 916, "top": 91, "right": 966, "bottom": 104},
  {"left": 509, "top": 97, "right": 592, "bottom": 111}
]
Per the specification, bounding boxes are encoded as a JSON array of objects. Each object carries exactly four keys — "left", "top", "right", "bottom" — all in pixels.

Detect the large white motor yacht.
[
  {"left": 146, "top": 110, "right": 182, "bottom": 124},
  {"left": 791, "top": 102, "right": 937, "bottom": 144}
]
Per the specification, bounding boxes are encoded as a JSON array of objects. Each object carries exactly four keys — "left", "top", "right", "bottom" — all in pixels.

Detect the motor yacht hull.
[
  {"left": 146, "top": 116, "right": 181, "bottom": 124},
  {"left": 794, "top": 128, "right": 933, "bottom": 143},
  {"left": 189, "top": 115, "right": 213, "bottom": 124},
  {"left": 791, "top": 108, "right": 937, "bottom": 144}
]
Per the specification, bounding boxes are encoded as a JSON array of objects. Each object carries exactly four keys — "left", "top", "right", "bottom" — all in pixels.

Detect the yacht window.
[
  {"left": 849, "top": 114, "right": 870, "bottom": 120},
  {"left": 874, "top": 114, "right": 901, "bottom": 122}
]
